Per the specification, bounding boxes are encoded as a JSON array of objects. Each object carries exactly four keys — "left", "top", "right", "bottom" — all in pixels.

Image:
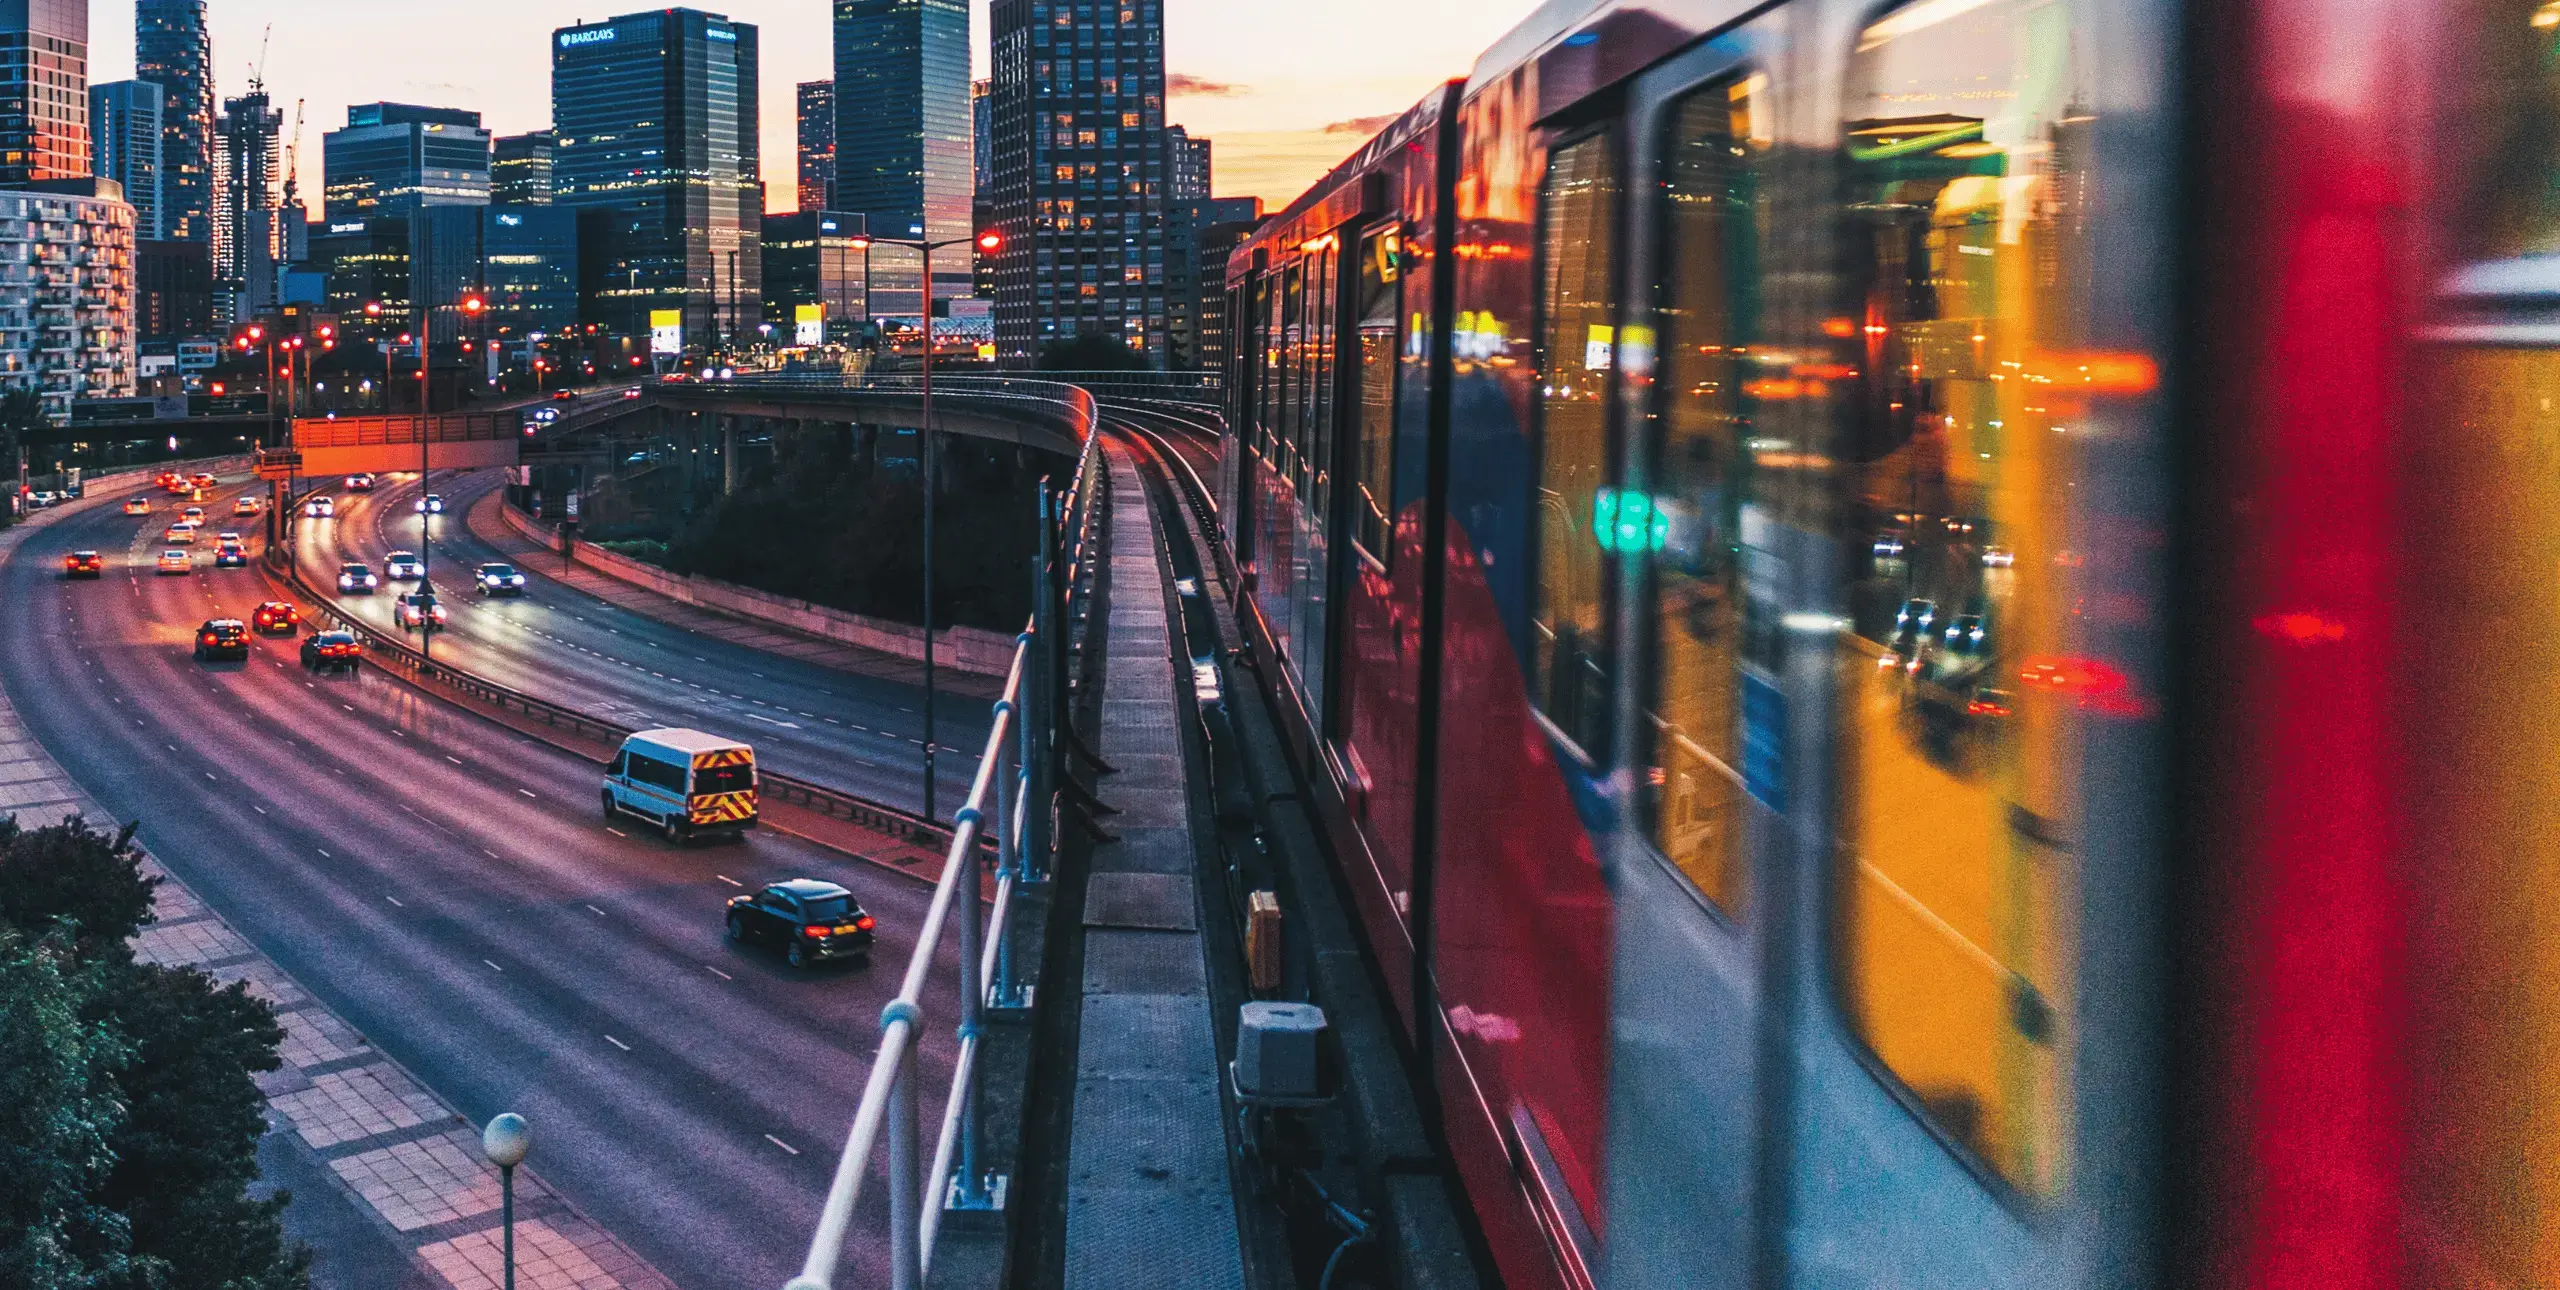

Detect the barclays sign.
[{"left": 558, "top": 27, "right": 617, "bottom": 47}]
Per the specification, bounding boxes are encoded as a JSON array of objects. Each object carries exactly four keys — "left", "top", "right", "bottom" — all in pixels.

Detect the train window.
[
  {"left": 1831, "top": 0, "right": 2088, "bottom": 1199},
  {"left": 1530, "top": 129, "right": 1621, "bottom": 760},
  {"left": 1352, "top": 228, "right": 1402, "bottom": 563},
  {"left": 1308, "top": 241, "right": 1339, "bottom": 522},
  {"left": 1639, "top": 77, "right": 1766, "bottom": 916},
  {"left": 1261, "top": 275, "right": 1282, "bottom": 459},
  {"left": 1282, "top": 265, "right": 1305, "bottom": 484}
]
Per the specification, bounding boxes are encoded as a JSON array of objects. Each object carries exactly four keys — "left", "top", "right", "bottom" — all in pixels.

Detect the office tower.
[
  {"left": 761, "top": 210, "right": 867, "bottom": 342},
  {"left": 972, "top": 77, "right": 990, "bottom": 193},
  {"left": 136, "top": 0, "right": 210, "bottom": 243},
  {"left": 413, "top": 205, "right": 579, "bottom": 336},
  {"left": 0, "top": 182, "right": 136, "bottom": 416},
  {"left": 796, "top": 80, "right": 832, "bottom": 213},
  {"left": 553, "top": 9, "right": 761, "bottom": 352},
  {"left": 491, "top": 131, "right": 553, "bottom": 205},
  {"left": 323, "top": 103, "right": 491, "bottom": 217},
  {"left": 989, "top": 0, "right": 1169, "bottom": 363},
  {"left": 0, "top": 0, "right": 89, "bottom": 186},
  {"left": 1175, "top": 195, "right": 1259, "bottom": 372},
  {"left": 92, "top": 80, "right": 163, "bottom": 238},
  {"left": 305, "top": 214, "right": 409, "bottom": 336},
  {"left": 1166, "top": 124, "right": 1209, "bottom": 202},
  {"left": 135, "top": 236, "right": 211, "bottom": 340},
  {"left": 832, "top": 0, "right": 970, "bottom": 319},
  {"left": 214, "top": 86, "right": 283, "bottom": 324}
]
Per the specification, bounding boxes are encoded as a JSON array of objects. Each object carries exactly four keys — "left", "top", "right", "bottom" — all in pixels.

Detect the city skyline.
[{"left": 79, "top": 0, "right": 1541, "bottom": 212}]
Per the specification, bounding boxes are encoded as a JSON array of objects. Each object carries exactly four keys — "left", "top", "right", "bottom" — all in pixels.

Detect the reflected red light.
[{"left": 2254, "top": 611, "right": 2348, "bottom": 645}]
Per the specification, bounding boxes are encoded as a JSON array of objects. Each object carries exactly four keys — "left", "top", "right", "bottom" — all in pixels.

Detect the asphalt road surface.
[
  {"left": 0, "top": 482, "right": 953, "bottom": 1289},
  {"left": 294, "top": 469, "right": 992, "bottom": 821}
]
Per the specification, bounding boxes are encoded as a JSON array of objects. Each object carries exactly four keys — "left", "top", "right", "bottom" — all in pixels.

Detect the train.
[{"left": 1212, "top": 0, "right": 2552, "bottom": 1284}]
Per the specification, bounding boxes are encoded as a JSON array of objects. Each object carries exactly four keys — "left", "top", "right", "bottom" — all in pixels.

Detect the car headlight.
[{"left": 510, "top": 575, "right": 524, "bottom": 586}]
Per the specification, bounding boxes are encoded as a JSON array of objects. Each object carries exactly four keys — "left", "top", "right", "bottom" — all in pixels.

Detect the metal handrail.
[{"left": 787, "top": 423, "right": 1104, "bottom": 1290}]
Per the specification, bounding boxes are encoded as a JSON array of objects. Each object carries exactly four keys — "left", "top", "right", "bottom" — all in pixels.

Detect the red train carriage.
[{"left": 1213, "top": 0, "right": 2557, "bottom": 1285}]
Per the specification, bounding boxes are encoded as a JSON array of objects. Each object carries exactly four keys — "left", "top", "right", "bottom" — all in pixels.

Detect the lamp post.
[
  {"left": 840, "top": 226, "right": 1005, "bottom": 821},
  {"left": 480, "top": 1113, "right": 529, "bottom": 1290}
]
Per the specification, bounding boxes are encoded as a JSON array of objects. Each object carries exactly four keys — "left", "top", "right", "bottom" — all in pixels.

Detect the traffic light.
[
  {"left": 976, "top": 229, "right": 1005, "bottom": 254},
  {"left": 461, "top": 294, "right": 487, "bottom": 317}
]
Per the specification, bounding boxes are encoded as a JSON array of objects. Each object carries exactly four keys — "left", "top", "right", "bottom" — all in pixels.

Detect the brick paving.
[{"left": 0, "top": 481, "right": 678, "bottom": 1288}]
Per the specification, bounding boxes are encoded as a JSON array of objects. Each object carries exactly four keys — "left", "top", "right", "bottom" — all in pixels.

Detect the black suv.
[
  {"left": 300, "top": 630, "right": 361, "bottom": 673},
  {"left": 192, "top": 619, "right": 248, "bottom": 662},
  {"left": 725, "top": 879, "right": 875, "bottom": 969}
]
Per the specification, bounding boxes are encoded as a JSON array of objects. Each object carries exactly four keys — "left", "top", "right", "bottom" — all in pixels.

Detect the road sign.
[{"left": 253, "top": 448, "right": 304, "bottom": 481}]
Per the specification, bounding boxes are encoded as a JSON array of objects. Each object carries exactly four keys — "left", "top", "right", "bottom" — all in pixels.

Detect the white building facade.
[{"left": 0, "top": 187, "right": 138, "bottom": 420}]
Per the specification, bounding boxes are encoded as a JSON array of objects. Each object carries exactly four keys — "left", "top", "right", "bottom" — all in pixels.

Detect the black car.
[
  {"left": 725, "top": 879, "right": 875, "bottom": 969},
  {"left": 192, "top": 619, "right": 248, "bottom": 662},
  {"left": 300, "top": 630, "right": 361, "bottom": 673}
]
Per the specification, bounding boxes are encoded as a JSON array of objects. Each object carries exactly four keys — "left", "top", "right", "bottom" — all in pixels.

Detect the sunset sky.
[{"left": 82, "top": 0, "right": 1548, "bottom": 214}]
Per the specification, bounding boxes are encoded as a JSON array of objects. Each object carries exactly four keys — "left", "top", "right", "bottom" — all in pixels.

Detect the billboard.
[
  {"left": 649, "top": 309, "right": 683, "bottom": 356},
  {"left": 794, "top": 304, "right": 824, "bottom": 347}
]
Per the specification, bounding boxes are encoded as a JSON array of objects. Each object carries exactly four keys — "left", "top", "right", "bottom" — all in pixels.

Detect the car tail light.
[
  {"left": 802, "top": 925, "right": 828, "bottom": 939},
  {"left": 856, "top": 915, "right": 875, "bottom": 931},
  {"left": 200, "top": 633, "right": 215, "bottom": 645}
]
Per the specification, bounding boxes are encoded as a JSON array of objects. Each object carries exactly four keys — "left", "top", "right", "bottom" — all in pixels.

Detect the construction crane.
[
  {"left": 281, "top": 98, "right": 305, "bottom": 211},
  {"left": 250, "top": 23, "right": 271, "bottom": 92}
]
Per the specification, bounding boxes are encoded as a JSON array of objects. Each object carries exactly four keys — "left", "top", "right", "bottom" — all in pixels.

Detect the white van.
[{"left": 603, "top": 728, "right": 758, "bottom": 843}]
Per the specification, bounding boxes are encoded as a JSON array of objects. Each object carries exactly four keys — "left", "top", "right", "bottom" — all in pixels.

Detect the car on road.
[
  {"left": 303, "top": 495, "right": 335, "bottom": 518},
  {"left": 187, "top": 472, "right": 217, "bottom": 492},
  {"left": 604, "top": 728, "right": 759, "bottom": 843},
  {"left": 191, "top": 618, "right": 248, "bottom": 662},
  {"left": 25, "top": 490, "right": 59, "bottom": 509},
  {"left": 385, "top": 550, "right": 424, "bottom": 580},
  {"left": 163, "top": 523, "right": 196, "bottom": 544},
  {"left": 725, "top": 879, "right": 874, "bottom": 969},
  {"left": 621, "top": 387, "right": 642, "bottom": 400},
  {"left": 153, "top": 471, "right": 180, "bottom": 491},
  {"left": 62, "top": 550, "right": 103, "bottom": 579},
  {"left": 155, "top": 549, "right": 190, "bottom": 575},
  {"left": 300, "top": 629, "right": 361, "bottom": 672},
  {"left": 393, "top": 591, "right": 448, "bottom": 631},
  {"left": 413, "top": 493, "right": 446, "bottom": 515},
  {"left": 212, "top": 542, "right": 247, "bottom": 568},
  {"left": 344, "top": 473, "right": 377, "bottom": 492},
  {"left": 232, "top": 495, "right": 262, "bottom": 517},
  {"left": 122, "top": 496, "right": 152, "bottom": 515},
  {"left": 180, "top": 505, "right": 205, "bottom": 526},
  {"left": 337, "top": 562, "right": 378, "bottom": 593},
  {"left": 474, "top": 562, "right": 525, "bottom": 596},
  {"left": 251, "top": 601, "right": 300, "bottom": 634}
]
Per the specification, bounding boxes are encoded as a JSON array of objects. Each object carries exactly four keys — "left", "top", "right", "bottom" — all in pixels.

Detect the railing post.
[
  {"left": 889, "top": 1038, "right": 922, "bottom": 1290},
  {"left": 954, "top": 795, "right": 989, "bottom": 1207}
]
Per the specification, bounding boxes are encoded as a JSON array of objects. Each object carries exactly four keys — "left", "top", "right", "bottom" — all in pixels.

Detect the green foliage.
[
  {"left": 0, "top": 815, "right": 308, "bottom": 1290},
  {"left": 1036, "top": 332, "right": 1149, "bottom": 372}
]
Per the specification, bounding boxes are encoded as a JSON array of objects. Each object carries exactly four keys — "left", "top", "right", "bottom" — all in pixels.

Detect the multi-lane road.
[
  {"left": 290, "top": 468, "right": 991, "bottom": 820},
  {"left": 0, "top": 477, "right": 951, "bottom": 1288}
]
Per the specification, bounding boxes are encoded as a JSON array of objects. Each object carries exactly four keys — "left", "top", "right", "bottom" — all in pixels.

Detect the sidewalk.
[
  {"left": 0, "top": 477, "right": 676, "bottom": 1290},
  {"left": 461, "top": 482, "right": 1001, "bottom": 699}
]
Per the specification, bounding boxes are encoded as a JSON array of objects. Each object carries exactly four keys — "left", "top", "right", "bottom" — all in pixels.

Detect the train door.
[
  {"left": 1598, "top": 32, "right": 1781, "bottom": 1290},
  {"left": 1762, "top": 0, "right": 2179, "bottom": 1283}
]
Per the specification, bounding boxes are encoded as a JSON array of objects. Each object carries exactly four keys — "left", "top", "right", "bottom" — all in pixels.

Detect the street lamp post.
[
  {"left": 481, "top": 1114, "right": 530, "bottom": 1290},
  {"left": 841, "top": 227, "right": 1004, "bottom": 821}
]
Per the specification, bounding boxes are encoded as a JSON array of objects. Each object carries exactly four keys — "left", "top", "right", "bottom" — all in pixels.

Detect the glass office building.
[
  {"left": 553, "top": 9, "right": 760, "bottom": 354},
  {"left": 0, "top": 0, "right": 90, "bottom": 186},
  {"left": 135, "top": 0, "right": 209, "bottom": 243},
  {"left": 414, "top": 204, "right": 578, "bottom": 337},
  {"left": 761, "top": 209, "right": 868, "bottom": 343},
  {"left": 832, "top": 0, "right": 971, "bottom": 319},
  {"left": 796, "top": 80, "right": 832, "bottom": 215},
  {"left": 491, "top": 131, "right": 553, "bottom": 206},
  {"left": 322, "top": 103, "right": 491, "bottom": 217},
  {"left": 305, "top": 215, "right": 409, "bottom": 337},
  {"left": 989, "top": 0, "right": 1169, "bottom": 363},
  {"left": 91, "top": 79, "right": 162, "bottom": 238}
]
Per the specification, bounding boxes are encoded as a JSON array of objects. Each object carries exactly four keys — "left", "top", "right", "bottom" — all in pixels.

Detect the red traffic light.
[
  {"left": 364, "top": 301, "right": 383, "bottom": 317},
  {"left": 461, "top": 295, "right": 487, "bottom": 315},
  {"left": 976, "top": 229, "right": 1005, "bottom": 253},
  {"left": 247, "top": 326, "right": 263, "bottom": 340}
]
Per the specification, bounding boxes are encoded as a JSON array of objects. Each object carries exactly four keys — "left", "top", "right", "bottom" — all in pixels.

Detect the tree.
[
  {"left": 0, "top": 931, "right": 133, "bottom": 1289},
  {"left": 1036, "top": 331, "right": 1148, "bottom": 372},
  {"left": 0, "top": 385, "right": 48, "bottom": 520},
  {"left": 0, "top": 817, "right": 157, "bottom": 965}
]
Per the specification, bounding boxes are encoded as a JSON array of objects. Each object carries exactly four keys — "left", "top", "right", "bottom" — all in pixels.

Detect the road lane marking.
[
  {"left": 764, "top": 1135, "right": 800, "bottom": 1156},
  {"left": 483, "top": 959, "right": 503, "bottom": 973},
  {"left": 585, "top": 904, "right": 607, "bottom": 916},
  {"left": 715, "top": 874, "right": 742, "bottom": 887},
  {"left": 165, "top": 743, "right": 177, "bottom": 751},
  {"left": 317, "top": 848, "right": 332, "bottom": 858},
  {"left": 604, "top": 827, "right": 625, "bottom": 838},
  {"left": 605, "top": 1035, "right": 631, "bottom": 1052},
  {"left": 517, "top": 788, "right": 537, "bottom": 798},
  {"left": 252, "top": 805, "right": 267, "bottom": 815},
  {"left": 483, "top": 849, "right": 499, "bottom": 859},
  {"left": 384, "top": 896, "right": 402, "bottom": 907},
  {"left": 447, "top": 756, "right": 463, "bottom": 765},
  {"left": 704, "top": 965, "right": 732, "bottom": 980},
  {"left": 203, "top": 772, "right": 216, "bottom": 781},
  {"left": 744, "top": 713, "right": 800, "bottom": 729}
]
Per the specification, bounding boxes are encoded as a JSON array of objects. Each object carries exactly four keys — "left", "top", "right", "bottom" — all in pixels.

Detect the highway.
[
  {"left": 0, "top": 478, "right": 952, "bottom": 1289},
  {"left": 289, "top": 467, "right": 991, "bottom": 820}
]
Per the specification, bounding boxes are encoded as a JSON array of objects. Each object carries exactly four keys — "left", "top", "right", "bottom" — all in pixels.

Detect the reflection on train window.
[
  {"left": 1531, "top": 131, "right": 1620, "bottom": 760},
  {"left": 1254, "top": 278, "right": 1277, "bottom": 457},
  {"left": 1282, "top": 265, "right": 1305, "bottom": 486},
  {"left": 1307, "top": 241, "right": 1339, "bottom": 523},
  {"left": 1831, "top": 0, "right": 2088, "bottom": 1199},
  {"left": 1640, "top": 78, "right": 1765, "bottom": 916},
  {"left": 1353, "top": 228, "right": 1403, "bottom": 562}
]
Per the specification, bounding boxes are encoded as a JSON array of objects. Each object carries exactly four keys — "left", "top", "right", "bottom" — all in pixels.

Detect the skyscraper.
[
  {"left": 832, "top": 0, "right": 970, "bottom": 319},
  {"left": 136, "top": 0, "right": 210, "bottom": 243},
  {"left": 491, "top": 131, "right": 553, "bottom": 205},
  {"left": 553, "top": 9, "right": 761, "bottom": 351},
  {"left": 796, "top": 80, "right": 833, "bottom": 214},
  {"left": 214, "top": 86, "right": 282, "bottom": 324},
  {"left": 1167, "top": 126, "right": 1210, "bottom": 202},
  {"left": 989, "top": 0, "right": 1169, "bottom": 363},
  {"left": 0, "top": 0, "right": 90, "bottom": 186},
  {"left": 322, "top": 103, "right": 492, "bottom": 217},
  {"left": 92, "top": 80, "right": 163, "bottom": 238},
  {"left": 972, "top": 78, "right": 991, "bottom": 193}
]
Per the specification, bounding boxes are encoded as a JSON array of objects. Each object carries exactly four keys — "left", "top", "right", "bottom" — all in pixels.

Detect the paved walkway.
[
  {"left": 0, "top": 483, "right": 674, "bottom": 1290},
  {"left": 461, "top": 480, "right": 1000, "bottom": 699},
  {"left": 1060, "top": 441, "right": 1245, "bottom": 1289}
]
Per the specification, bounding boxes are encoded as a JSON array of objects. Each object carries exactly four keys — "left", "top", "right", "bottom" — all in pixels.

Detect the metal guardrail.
[
  {"left": 263, "top": 537, "right": 960, "bottom": 851},
  {"left": 786, "top": 421, "right": 1106, "bottom": 1290}
]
